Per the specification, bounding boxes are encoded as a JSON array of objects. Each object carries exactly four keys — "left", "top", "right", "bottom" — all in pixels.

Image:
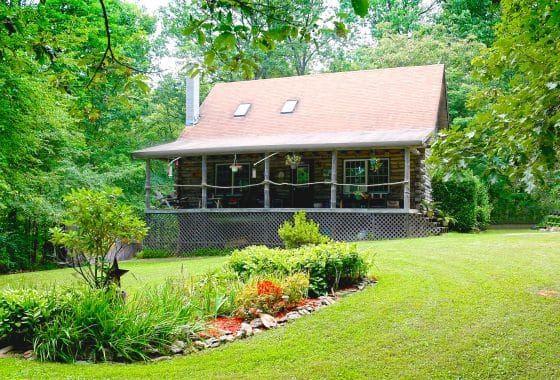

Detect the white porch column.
[
  {"left": 264, "top": 152, "right": 270, "bottom": 208},
  {"left": 145, "top": 159, "right": 151, "bottom": 209},
  {"left": 201, "top": 155, "right": 207, "bottom": 209},
  {"left": 404, "top": 148, "right": 411, "bottom": 210},
  {"left": 330, "top": 150, "right": 337, "bottom": 208}
]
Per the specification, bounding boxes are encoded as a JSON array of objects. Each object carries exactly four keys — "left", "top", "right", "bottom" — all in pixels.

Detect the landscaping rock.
[
  {"left": 153, "top": 356, "right": 172, "bottom": 362},
  {"left": 0, "top": 346, "right": 14, "bottom": 356},
  {"left": 193, "top": 340, "right": 207, "bottom": 350},
  {"left": 75, "top": 360, "right": 93, "bottom": 365},
  {"left": 250, "top": 318, "right": 264, "bottom": 329},
  {"left": 206, "top": 338, "right": 221, "bottom": 348},
  {"left": 219, "top": 335, "right": 235, "bottom": 343},
  {"left": 239, "top": 322, "right": 253, "bottom": 337},
  {"left": 259, "top": 313, "right": 277, "bottom": 329},
  {"left": 253, "top": 328, "right": 262, "bottom": 334},
  {"left": 286, "top": 311, "right": 301, "bottom": 320},
  {"left": 145, "top": 344, "right": 160, "bottom": 355},
  {"left": 170, "top": 340, "right": 186, "bottom": 354},
  {"left": 23, "top": 350, "right": 36, "bottom": 360},
  {"left": 275, "top": 315, "right": 288, "bottom": 324}
]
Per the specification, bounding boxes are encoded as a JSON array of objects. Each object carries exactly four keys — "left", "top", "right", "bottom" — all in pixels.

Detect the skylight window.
[
  {"left": 234, "top": 103, "right": 251, "bottom": 117},
  {"left": 281, "top": 100, "right": 298, "bottom": 114}
]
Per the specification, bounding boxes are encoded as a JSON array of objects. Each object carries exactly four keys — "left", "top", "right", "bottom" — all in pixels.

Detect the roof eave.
[{"left": 132, "top": 138, "right": 432, "bottom": 159}]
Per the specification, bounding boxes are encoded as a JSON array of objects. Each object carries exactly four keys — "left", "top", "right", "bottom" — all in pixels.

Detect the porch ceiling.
[{"left": 132, "top": 128, "right": 433, "bottom": 159}]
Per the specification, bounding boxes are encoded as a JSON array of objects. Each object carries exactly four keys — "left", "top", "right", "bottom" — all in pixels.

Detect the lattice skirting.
[{"left": 144, "top": 210, "right": 441, "bottom": 252}]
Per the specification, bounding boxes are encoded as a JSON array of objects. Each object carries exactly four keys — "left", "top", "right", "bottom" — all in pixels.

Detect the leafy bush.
[
  {"left": 181, "top": 247, "right": 235, "bottom": 257},
  {"left": 539, "top": 215, "right": 560, "bottom": 227},
  {"left": 278, "top": 211, "right": 331, "bottom": 248},
  {"left": 137, "top": 247, "right": 235, "bottom": 259},
  {"left": 0, "top": 288, "right": 74, "bottom": 347},
  {"left": 137, "top": 248, "right": 172, "bottom": 259},
  {"left": 227, "top": 242, "right": 368, "bottom": 296},
  {"left": 50, "top": 188, "right": 148, "bottom": 289},
  {"left": 432, "top": 171, "right": 492, "bottom": 232}
]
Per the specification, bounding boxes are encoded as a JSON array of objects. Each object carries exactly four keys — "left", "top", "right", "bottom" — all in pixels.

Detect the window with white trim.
[
  {"left": 343, "top": 158, "right": 390, "bottom": 195},
  {"left": 215, "top": 163, "right": 250, "bottom": 195}
]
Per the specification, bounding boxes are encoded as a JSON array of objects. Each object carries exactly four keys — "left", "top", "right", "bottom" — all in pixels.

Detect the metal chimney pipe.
[{"left": 185, "top": 75, "right": 200, "bottom": 126}]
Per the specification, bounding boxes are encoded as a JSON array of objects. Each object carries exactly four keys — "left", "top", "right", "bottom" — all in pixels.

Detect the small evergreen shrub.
[
  {"left": 278, "top": 211, "right": 331, "bottom": 248},
  {"left": 432, "top": 171, "right": 492, "bottom": 232},
  {"left": 227, "top": 242, "right": 368, "bottom": 296}
]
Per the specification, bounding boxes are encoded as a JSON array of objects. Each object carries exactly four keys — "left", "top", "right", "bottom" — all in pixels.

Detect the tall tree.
[{"left": 433, "top": 0, "right": 560, "bottom": 190}]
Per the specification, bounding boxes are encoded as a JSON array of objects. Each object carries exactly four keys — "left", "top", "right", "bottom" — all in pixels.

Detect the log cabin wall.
[{"left": 175, "top": 148, "right": 429, "bottom": 209}]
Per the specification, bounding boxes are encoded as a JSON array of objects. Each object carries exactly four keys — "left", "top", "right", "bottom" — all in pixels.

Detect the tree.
[
  {"left": 50, "top": 188, "right": 148, "bottom": 289},
  {"left": 437, "top": 0, "right": 501, "bottom": 46},
  {"left": 432, "top": 0, "right": 560, "bottom": 190}
]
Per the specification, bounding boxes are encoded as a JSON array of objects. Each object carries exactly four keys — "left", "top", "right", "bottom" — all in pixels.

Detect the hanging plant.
[
  {"left": 230, "top": 154, "right": 242, "bottom": 172},
  {"left": 285, "top": 153, "right": 302, "bottom": 169},
  {"left": 229, "top": 164, "right": 242, "bottom": 173},
  {"left": 369, "top": 157, "right": 382, "bottom": 172}
]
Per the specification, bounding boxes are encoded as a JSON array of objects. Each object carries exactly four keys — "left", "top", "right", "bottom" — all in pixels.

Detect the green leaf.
[
  {"left": 351, "top": 0, "right": 369, "bottom": 17},
  {"left": 213, "top": 32, "right": 236, "bottom": 51}
]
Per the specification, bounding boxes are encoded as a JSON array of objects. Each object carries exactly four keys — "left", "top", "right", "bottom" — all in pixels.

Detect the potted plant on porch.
[{"left": 285, "top": 153, "right": 302, "bottom": 169}]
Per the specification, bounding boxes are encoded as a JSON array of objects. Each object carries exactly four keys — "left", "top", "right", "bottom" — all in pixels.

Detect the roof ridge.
[{"left": 212, "top": 64, "right": 444, "bottom": 87}]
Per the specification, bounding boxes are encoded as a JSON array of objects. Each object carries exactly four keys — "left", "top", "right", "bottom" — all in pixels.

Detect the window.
[
  {"left": 234, "top": 103, "right": 251, "bottom": 117},
  {"left": 215, "top": 163, "right": 250, "bottom": 195},
  {"left": 343, "top": 160, "right": 367, "bottom": 194},
  {"left": 281, "top": 100, "right": 298, "bottom": 113},
  {"left": 343, "top": 158, "right": 390, "bottom": 195}
]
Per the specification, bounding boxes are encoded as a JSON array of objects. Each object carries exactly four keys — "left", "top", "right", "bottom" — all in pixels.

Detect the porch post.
[
  {"left": 330, "top": 150, "right": 337, "bottom": 208},
  {"left": 404, "top": 148, "right": 411, "bottom": 210},
  {"left": 145, "top": 159, "right": 151, "bottom": 209},
  {"left": 264, "top": 152, "right": 270, "bottom": 208},
  {"left": 201, "top": 155, "right": 207, "bottom": 209}
]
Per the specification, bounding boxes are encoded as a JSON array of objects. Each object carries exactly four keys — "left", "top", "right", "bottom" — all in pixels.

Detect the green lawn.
[
  {"left": 0, "top": 256, "right": 226, "bottom": 292},
  {"left": 2, "top": 230, "right": 560, "bottom": 379}
]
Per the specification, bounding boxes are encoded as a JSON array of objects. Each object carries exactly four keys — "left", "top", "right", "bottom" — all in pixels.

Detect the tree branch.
[{"left": 86, "top": 0, "right": 162, "bottom": 88}]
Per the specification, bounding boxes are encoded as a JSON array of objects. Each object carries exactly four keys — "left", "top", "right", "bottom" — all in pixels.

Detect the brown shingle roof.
[{"left": 134, "top": 64, "right": 447, "bottom": 158}]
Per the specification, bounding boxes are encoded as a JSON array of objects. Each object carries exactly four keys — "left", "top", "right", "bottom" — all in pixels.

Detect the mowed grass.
[
  {"left": 1, "top": 230, "right": 560, "bottom": 379},
  {"left": 0, "top": 256, "right": 226, "bottom": 292}
]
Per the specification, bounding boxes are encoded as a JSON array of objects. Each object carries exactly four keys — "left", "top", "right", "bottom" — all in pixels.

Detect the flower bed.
[{"left": 0, "top": 241, "right": 371, "bottom": 363}]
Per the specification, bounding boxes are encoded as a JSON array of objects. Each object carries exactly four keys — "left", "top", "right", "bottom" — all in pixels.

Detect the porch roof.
[
  {"left": 133, "top": 64, "right": 448, "bottom": 159},
  {"left": 132, "top": 129, "right": 433, "bottom": 158}
]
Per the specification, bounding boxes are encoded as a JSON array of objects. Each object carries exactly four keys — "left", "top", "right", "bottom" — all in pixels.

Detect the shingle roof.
[{"left": 133, "top": 64, "right": 447, "bottom": 158}]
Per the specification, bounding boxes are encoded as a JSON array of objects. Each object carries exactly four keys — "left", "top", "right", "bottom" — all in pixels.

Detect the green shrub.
[
  {"left": 0, "top": 288, "right": 74, "bottom": 347},
  {"left": 180, "top": 247, "right": 235, "bottom": 257},
  {"left": 227, "top": 242, "right": 368, "bottom": 296},
  {"left": 137, "top": 248, "right": 173, "bottom": 259},
  {"left": 540, "top": 215, "right": 560, "bottom": 227},
  {"left": 432, "top": 171, "right": 492, "bottom": 232},
  {"left": 278, "top": 211, "right": 331, "bottom": 248},
  {"left": 137, "top": 247, "right": 235, "bottom": 259}
]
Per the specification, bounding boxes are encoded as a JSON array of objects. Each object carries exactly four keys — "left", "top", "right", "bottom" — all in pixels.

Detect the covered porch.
[{"left": 143, "top": 147, "right": 431, "bottom": 212}]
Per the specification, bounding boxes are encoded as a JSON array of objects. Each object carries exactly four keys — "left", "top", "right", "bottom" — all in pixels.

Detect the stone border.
[{"left": 159, "top": 278, "right": 377, "bottom": 359}]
